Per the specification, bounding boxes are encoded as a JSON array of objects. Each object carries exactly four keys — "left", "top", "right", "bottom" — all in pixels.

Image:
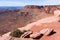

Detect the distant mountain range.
[
  {"left": 0, "top": 6, "right": 22, "bottom": 10},
  {"left": 0, "top": 6, "right": 23, "bottom": 12},
  {"left": 0, "top": 6, "right": 23, "bottom": 8}
]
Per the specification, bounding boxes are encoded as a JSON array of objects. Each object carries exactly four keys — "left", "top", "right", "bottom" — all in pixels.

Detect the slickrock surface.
[
  {"left": 21, "top": 31, "right": 33, "bottom": 38},
  {"left": 30, "top": 22, "right": 60, "bottom": 40},
  {"left": 1, "top": 22, "right": 60, "bottom": 40},
  {"left": 18, "top": 16, "right": 59, "bottom": 31}
]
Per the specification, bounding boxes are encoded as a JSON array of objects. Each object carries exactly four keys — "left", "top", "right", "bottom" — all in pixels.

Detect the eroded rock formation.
[{"left": 0, "top": 5, "right": 60, "bottom": 35}]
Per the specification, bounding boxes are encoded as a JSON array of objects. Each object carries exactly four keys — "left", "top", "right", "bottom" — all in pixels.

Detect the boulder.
[
  {"left": 21, "top": 31, "right": 33, "bottom": 38},
  {"left": 30, "top": 32, "right": 43, "bottom": 39},
  {"left": 30, "top": 28, "right": 54, "bottom": 39},
  {"left": 40, "top": 28, "right": 53, "bottom": 35}
]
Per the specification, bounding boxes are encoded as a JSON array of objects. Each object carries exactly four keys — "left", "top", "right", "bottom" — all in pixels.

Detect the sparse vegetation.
[
  {"left": 20, "top": 12, "right": 29, "bottom": 17},
  {"left": 10, "top": 29, "right": 30, "bottom": 38},
  {"left": 10, "top": 29, "right": 23, "bottom": 38},
  {"left": 22, "top": 30, "right": 30, "bottom": 33},
  {"left": 58, "top": 20, "right": 60, "bottom": 22},
  {"left": 58, "top": 15, "right": 60, "bottom": 22}
]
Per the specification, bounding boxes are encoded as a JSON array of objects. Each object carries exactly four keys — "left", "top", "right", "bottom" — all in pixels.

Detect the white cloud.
[{"left": 0, "top": 0, "right": 60, "bottom": 6}]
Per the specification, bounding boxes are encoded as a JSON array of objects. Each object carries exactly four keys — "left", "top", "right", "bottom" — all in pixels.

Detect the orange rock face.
[{"left": 30, "top": 22, "right": 60, "bottom": 40}]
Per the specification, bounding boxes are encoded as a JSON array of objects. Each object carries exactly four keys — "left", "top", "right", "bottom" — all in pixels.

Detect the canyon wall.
[{"left": 0, "top": 5, "right": 60, "bottom": 35}]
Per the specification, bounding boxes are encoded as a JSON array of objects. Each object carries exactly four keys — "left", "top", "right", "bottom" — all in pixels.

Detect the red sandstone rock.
[{"left": 30, "top": 22, "right": 60, "bottom": 40}]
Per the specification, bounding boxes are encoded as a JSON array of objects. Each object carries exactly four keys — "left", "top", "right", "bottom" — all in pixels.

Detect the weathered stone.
[
  {"left": 30, "top": 28, "right": 54, "bottom": 39},
  {"left": 40, "top": 28, "right": 53, "bottom": 35},
  {"left": 21, "top": 31, "right": 33, "bottom": 38},
  {"left": 30, "top": 32, "right": 43, "bottom": 39}
]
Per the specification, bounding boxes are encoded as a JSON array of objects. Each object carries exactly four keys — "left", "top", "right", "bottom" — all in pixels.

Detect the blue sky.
[{"left": 0, "top": 0, "right": 60, "bottom": 6}]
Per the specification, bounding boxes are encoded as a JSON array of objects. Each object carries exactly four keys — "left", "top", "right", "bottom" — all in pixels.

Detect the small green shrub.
[
  {"left": 10, "top": 29, "right": 23, "bottom": 38},
  {"left": 10, "top": 29, "right": 30, "bottom": 38},
  {"left": 22, "top": 30, "right": 30, "bottom": 33}
]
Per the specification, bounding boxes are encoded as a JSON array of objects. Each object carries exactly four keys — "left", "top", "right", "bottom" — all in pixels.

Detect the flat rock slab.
[{"left": 30, "top": 22, "right": 60, "bottom": 40}]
